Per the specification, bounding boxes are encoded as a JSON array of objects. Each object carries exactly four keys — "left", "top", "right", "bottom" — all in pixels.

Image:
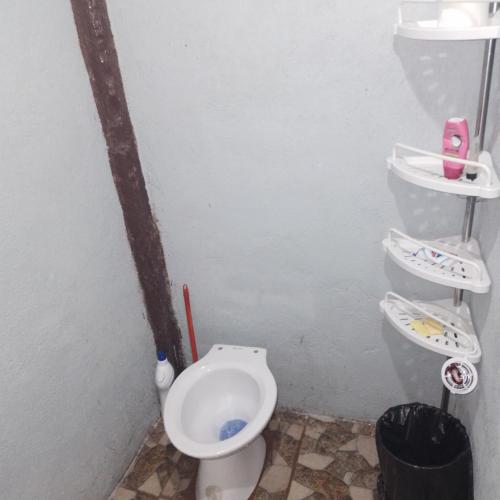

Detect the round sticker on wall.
[{"left": 441, "top": 357, "right": 478, "bottom": 395}]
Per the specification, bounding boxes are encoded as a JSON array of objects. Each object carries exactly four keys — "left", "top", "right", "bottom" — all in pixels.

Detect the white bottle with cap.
[{"left": 155, "top": 351, "right": 175, "bottom": 418}]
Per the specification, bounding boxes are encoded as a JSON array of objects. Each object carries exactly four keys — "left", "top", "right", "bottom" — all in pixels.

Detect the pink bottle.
[{"left": 443, "top": 118, "right": 469, "bottom": 180}]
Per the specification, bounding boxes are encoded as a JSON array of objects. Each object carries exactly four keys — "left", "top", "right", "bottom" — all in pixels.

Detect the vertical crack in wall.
[{"left": 70, "top": 0, "right": 185, "bottom": 372}]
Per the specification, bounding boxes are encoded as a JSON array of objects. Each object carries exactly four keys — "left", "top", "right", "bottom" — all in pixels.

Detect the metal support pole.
[
  {"left": 442, "top": 5, "right": 498, "bottom": 412},
  {"left": 440, "top": 383, "right": 451, "bottom": 411},
  {"left": 452, "top": 196, "right": 477, "bottom": 306},
  {"left": 474, "top": 36, "right": 498, "bottom": 154}
]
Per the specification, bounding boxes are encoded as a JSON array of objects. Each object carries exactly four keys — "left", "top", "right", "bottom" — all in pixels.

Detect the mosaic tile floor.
[{"left": 112, "top": 410, "right": 380, "bottom": 500}]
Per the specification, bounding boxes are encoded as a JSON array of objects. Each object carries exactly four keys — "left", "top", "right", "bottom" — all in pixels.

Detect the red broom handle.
[{"left": 183, "top": 284, "right": 199, "bottom": 362}]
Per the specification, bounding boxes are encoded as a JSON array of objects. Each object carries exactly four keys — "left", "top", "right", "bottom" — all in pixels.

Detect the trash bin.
[{"left": 376, "top": 402, "right": 473, "bottom": 500}]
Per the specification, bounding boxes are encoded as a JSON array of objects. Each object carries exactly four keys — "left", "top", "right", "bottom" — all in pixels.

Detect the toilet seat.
[{"left": 164, "top": 344, "right": 277, "bottom": 460}]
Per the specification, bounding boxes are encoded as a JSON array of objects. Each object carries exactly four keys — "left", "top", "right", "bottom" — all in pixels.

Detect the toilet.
[{"left": 164, "top": 344, "right": 277, "bottom": 500}]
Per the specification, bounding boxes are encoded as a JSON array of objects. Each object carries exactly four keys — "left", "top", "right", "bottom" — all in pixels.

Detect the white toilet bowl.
[{"left": 164, "top": 344, "right": 277, "bottom": 500}]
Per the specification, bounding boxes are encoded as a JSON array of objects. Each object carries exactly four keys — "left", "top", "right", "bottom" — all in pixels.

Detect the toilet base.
[{"left": 196, "top": 435, "right": 266, "bottom": 500}]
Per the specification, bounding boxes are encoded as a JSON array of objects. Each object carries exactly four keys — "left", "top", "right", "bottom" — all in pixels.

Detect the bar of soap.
[{"left": 411, "top": 318, "right": 443, "bottom": 336}]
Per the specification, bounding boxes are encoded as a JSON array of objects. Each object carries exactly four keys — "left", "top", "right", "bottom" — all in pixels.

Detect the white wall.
[
  {"left": 456, "top": 162, "right": 500, "bottom": 497},
  {"left": 107, "top": 2, "right": 500, "bottom": 498},
  {"left": 0, "top": 2, "right": 158, "bottom": 499},
  {"left": 108, "top": 0, "right": 486, "bottom": 418}
]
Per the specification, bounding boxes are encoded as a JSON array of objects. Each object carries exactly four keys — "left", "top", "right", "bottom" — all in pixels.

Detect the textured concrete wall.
[
  {"left": 107, "top": 2, "right": 500, "bottom": 498},
  {"left": 107, "top": 0, "right": 488, "bottom": 420},
  {"left": 456, "top": 159, "right": 500, "bottom": 498},
  {"left": 0, "top": 2, "right": 158, "bottom": 499}
]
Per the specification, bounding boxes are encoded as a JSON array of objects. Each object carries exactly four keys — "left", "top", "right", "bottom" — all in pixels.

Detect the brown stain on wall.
[{"left": 70, "top": 0, "right": 185, "bottom": 372}]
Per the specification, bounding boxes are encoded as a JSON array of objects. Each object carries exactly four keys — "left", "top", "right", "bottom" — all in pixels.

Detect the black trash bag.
[{"left": 376, "top": 402, "right": 473, "bottom": 500}]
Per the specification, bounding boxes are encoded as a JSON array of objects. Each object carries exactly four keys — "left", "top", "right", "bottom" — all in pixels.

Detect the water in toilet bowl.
[{"left": 219, "top": 419, "right": 248, "bottom": 441}]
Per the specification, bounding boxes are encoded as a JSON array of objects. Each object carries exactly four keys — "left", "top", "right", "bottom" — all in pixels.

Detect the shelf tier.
[
  {"left": 395, "top": 1, "right": 500, "bottom": 41},
  {"left": 388, "top": 144, "right": 500, "bottom": 198},
  {"left": 383, "top": 228, "right": 491, "bottom": 293},
  {"left": 380, "top": 292, "right": 482, "bottom": 362},
  {"left": 395, "top": 20, "right": 500, "bottom": 40}
]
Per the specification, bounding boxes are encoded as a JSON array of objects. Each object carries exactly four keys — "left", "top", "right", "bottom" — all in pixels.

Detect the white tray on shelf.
[
  {"left": 388, "top": 144, "right": 500, "bottom": 198},
  {"left": 383, "top": 228, "right": 491, "bottom": 293},
  {"left": 395, "top": 0, "right": 500, "bottom": 40},
  {"left": 380, "top": 292, "right": 481, "bottom": 362}
]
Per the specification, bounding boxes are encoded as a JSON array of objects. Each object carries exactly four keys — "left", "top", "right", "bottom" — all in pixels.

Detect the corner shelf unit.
[
  {"left": 388, "top": 144, "right": 500, "bottom": 199},
  {"left": 396, "top": 0, "right": 500, "bottom": 41},
  {"left": 383, "top": 228, "right": 491, "bottom": 293},
  {"left": 383, "top": 2, "right": 500, "bottom": 376},
  {"left": 380, "top": 292, "right": 482, "bottom": 362}
]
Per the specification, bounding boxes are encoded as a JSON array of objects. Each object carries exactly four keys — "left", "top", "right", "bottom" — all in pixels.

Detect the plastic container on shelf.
[
  {"left": 395, "top": 0, "right": 500, "bottom": 40},
  {"left": 439, "top": 0, "right": 490, "bottom": 27}
]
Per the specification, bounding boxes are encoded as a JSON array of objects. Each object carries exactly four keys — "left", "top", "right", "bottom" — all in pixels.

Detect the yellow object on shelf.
[{"left": 410, "top": 317, "right": 444, "bottom": 337}]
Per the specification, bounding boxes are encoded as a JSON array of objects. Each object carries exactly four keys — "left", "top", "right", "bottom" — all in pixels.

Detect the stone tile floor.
[{"left": 112, "top": 410, "right": 380, "bottom": 500}]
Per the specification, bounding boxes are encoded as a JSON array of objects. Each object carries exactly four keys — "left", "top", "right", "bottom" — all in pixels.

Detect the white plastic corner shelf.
[
  {"left": 380, "top": 292, "right": 482, "bottom": 362},
  {"left": 395, "top": 1, "right": 500, "bottom": 41},
  {"left": 388, "top": 144, "right": 500, "bottom": 199},
  {"left": 383, "top": 228, "right": 491, "bottom": 293}
]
